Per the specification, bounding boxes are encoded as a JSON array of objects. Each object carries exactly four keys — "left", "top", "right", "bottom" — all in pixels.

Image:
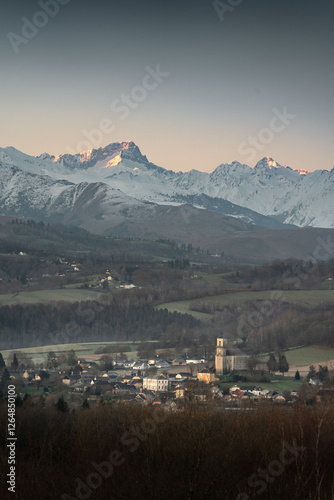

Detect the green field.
[
  {"left": 0, "top": 288, "right": 103, "bottom": 306},
  {"left": 157, "top": 300, "right": 212, "bottom": 319},
  {"left": 158, "top": 290, "right": 334, "bottom": 318},
  {"left": 192, "top": 271, "right": 232, "bottom": 284},
  {"left": 219, "top": 375, "right": 303, "bottom": 393},
  {"left": 282, "top": 346, "right": 334, "bottom": 367}
]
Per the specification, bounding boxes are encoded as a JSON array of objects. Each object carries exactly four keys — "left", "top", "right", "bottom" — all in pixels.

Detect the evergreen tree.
[
  {"left": 295, "top": 370, "right": 301, "bottom": 380},
  {"left": 11, "top": 354, "right": 19, "bottom": 370},
  {"left": 67, "top": 350, "right": 78, "bottom": 367},
  {"left": 267, "top": 353, "right": 278, "bottom": 373},
  {"left": 56, "top": 396, "right": 69, "bottom": 413},
  {"left": 82, "top": 398, "right": 90, "bottom": 409},
  {"left": 317, "top": 365, "right": 328, "bottom": 382},
  {"left": 0, "top": 352, "right": 6, "bottom": 370},
  {"left": 278, "top": 354, "right": 289, "bottom": 376},
  {"left": 306, "top": 365, "right": 317, "bottom": 382}
]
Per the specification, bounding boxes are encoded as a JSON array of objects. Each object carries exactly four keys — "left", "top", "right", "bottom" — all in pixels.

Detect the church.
[{"left": 215, "top": 337, "right": 249, "bottom": 375}]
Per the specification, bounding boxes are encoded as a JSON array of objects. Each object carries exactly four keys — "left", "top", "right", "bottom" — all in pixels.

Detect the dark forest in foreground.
[{"left": 1, "top": 402, "right": 334, "bottom": 500}]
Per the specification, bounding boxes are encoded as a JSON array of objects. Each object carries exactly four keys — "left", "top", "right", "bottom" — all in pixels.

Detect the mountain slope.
[
  {"left": 1, "top": 142, "right": 333, "bottom": 232},
  {"left": 51, "top": 143, "right": 334, "bottom": 228},
  {"left": 0, "top": 148, "right": 263, "bottom": 243}
]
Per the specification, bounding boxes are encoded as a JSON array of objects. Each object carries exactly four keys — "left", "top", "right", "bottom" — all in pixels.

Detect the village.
[{"left": 2, "top": 337, "right": 333, "bottom": 410}]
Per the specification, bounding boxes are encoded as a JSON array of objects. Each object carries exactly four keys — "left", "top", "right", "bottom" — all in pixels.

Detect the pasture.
[
  {"left": 282, "top": 346, "right": 334, "bottom": 367},
  {"left": 1, "top": 340, "right": 160, "bottom": 365},
  {"left": 0, "top": 288, "right": 103, "bottom": 306}
]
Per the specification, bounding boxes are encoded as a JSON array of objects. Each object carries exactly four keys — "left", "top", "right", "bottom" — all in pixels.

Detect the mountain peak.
[
  {"left": 255, "top": 157, "right": 281, "bottom": 170},
  {"left": 254, "top": 157, "right": 310, "bottom": 176},
  {"left": 53, "top": 141, "right": 149, "bottom": 170}
]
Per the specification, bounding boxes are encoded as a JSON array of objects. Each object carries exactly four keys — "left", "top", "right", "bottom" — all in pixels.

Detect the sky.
[{"left": 0, "top": 0, "right": 333, "bottom": 173}]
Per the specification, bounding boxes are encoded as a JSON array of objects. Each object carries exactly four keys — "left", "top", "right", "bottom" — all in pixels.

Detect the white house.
[{"left": 143, "top": 374, "right": 169, "bottom": 392}]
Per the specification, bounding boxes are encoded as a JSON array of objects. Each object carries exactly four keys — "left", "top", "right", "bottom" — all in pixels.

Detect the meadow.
[
  {"left": 0, "top": 288, "right": 102, "bottom": 306},
  {"left": 0, "top": 341, "right": 153, "bottom": 365},
  {"left": 219, "top": 374, "right": 303, "bottom": 393},
  {"left": 281, "top": 345, "right": 334, "bottom": 367}
]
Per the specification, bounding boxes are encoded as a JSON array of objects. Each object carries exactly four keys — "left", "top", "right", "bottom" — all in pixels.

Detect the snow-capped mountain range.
[{"left": 0, "top": 141, "right": 333, "bottom": 234}]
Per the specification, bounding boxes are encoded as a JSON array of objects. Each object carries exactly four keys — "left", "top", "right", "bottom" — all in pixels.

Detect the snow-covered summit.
[
  {"left": 54, "top": 142, "right": 150, "bottom": 171},
  {"left": 0, "top": 142, "right": 333, "bottom": 228}
]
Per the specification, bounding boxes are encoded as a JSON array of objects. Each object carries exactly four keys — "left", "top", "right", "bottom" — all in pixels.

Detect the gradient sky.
[{"left": 1, "top": 0, "right": 333, "bottom": 173}]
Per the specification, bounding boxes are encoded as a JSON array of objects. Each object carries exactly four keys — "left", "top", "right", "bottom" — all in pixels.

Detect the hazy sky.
[{"left": 1, "top": 0, "right": 333, "bottom": 172}]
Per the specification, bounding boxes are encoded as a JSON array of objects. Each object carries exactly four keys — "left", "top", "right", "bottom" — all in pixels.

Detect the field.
[
  {"left": 158, "top": 289, "right": 334, "bottom": 318},
  {"left": 219, "top": 375, "right": 303, "bottom": 393},
  {"left": 157, "top": 300, "right": 212, "bottom": 319},
  {"left": 258, "top": 346, "right": 334, "bottom": 377},
  {"left": 0, "top": 288, "right": 103, "bottom": 306},
  {"left": 4, "top": 288, "right": 332, "bottom": 310},
  {"left": 192, "top": 271, "right": 233, "bottom": 284},
  {"left": 256, "top": 376, "right": 303, "bottom": 392},
  {"left": 283, "top": 346, "right": 334, "bottom": 367},
  {"left": 1, "top": 341, "right": 158, "bottom": 365}
]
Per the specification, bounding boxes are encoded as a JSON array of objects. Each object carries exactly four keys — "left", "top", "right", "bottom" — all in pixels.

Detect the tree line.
[{"left": 0, "top": 299, "right": 200, "bottom": 350}]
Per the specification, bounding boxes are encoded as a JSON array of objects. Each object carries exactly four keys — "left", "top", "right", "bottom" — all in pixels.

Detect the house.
[
  {"left": 23, "top": 370, "right": 34, "bottom": 381},
  {"left": 152, "top": 395, "right": 163, "bottom": 406},
  {"left": 172, "top": 353, "right": 206, "bottom": 365},
  {"left": 187, "top": 355, "right": 206, "bottom": 365},
  {"left": 135, "top": 392, "right": 154, "bottom": 405},
  {"left": 156, "top": 360, "right": 170, "bottom": 369},
  {"left": 78, "top": 359, "right": 91, "bottom": 369},
  {"left": 148, "top": 355, "right": 162, "bottom": 365},
  {"left": 91, "top": 379, "right": 111, "bottom": 387},
  {"left": 143, "top": 374, "right": 169, "bottom": 392},
  {"left": 197, "top": 368, "right": 217, "bottom": 384},
  {"left": 175, "top": 385, "right": 185, "bottom": 399},
  {"left": 114, "top": 359, "right": 129, "bottom": 368},
  {"left": 194, "top": 391, "right": 207, "bottom": 402},
  {"left": 148, "top": 355, "right": 169, "bottom": 368},
  {"left": 177, "top": 372, "right": 193, "bottom": 379},
  {"left": 131, "top": 377, "right": 143, "bottom": 390},
  {"left": 81, "top": 373, "right": 95, "bottom": 384},
  {"left": 211, "top": 386, "right": 223, "bottom": 398},
  {"left": 309, "top": 378, "right": 323, "bottom": 386},
  {"left": 62, "top": 375, "right": 71, "bottom": 386},
  {"left": 132, "top": 361, "right": 149, "bottom": 371},
  {"left": 168, "top": 375, "right": 187, "bottom": 390},
  {"left": 266, "top": 390, "right": 280, "bottom": 399},
  {"left": 240, "top": 386, "right": 268, "bottom": 397},
  {"left": 172, "top": 353, "right": 189, "bottom": 365},
  {"left": 70, "top": 382, "right": 87, "bottom": 393},
  {"left": 272, "top": 395, "right": 286, "bottom": 404},
  {"left": 229, "top": 387, "right": 246, "bottom": 399}
]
